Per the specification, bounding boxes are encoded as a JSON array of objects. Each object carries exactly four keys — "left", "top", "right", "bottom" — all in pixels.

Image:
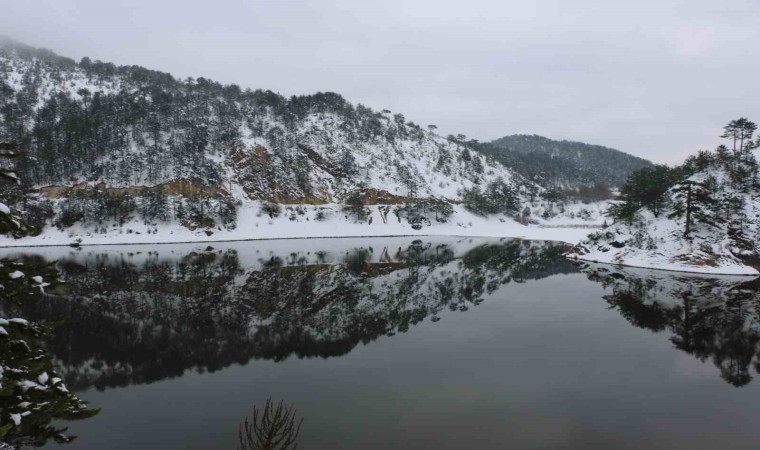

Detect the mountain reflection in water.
[
  {"left": 4, "top": 237, "right": 760, "bottom": 449},
  {"left": 2, "top": 238, "right": 575, "bottom": 391}
]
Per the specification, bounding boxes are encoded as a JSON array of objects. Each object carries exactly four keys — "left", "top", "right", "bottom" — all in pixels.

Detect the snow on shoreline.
[
  {"left": 571, "top": 252, "right": 759, "bottom": 276},
  {"left": 570, "top": 224, "right": 760, "bottom": 275},
  {"left": 0, "top": 203, "right": 597, "bottom": 248},
  {"left": 4, "top": 199, "right": 758, "bottom": 277}
]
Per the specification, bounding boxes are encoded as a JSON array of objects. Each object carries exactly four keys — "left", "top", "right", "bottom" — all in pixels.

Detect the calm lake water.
[{"left": 3, "top": 236, "right": 760, "bottom": 449}]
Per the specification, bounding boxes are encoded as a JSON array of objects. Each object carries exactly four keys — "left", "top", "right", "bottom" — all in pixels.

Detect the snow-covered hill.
[
  {"left": 0, "top": 39, "right": 529, "bottom": 201},
  {"left": 0, "top": 39, "right": 608, "bottom": 245},
  {"left": 570, "top": 146, "right": 760, "bottom": 275}
]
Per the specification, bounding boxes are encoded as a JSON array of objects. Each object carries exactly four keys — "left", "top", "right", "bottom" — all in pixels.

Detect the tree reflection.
[
  {"left": 4, "top": 239, "right": 575, "bottom": 391},
  {"left": 579, "top": 263, "right": 760, "bottom": 387}
]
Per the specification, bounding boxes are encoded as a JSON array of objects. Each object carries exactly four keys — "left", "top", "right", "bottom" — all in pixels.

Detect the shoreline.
[
  {"left": 3, "top": 227, "right": 758, "bottom": 278},
  {"left": 572, "top": 255, "right": 759, "bottom": 277},
  {"left": 0, "top": 203, "right": 599, "bottom": 249},
  {"left": 0, "top": 230, "right": 574, "bottom": 249}
]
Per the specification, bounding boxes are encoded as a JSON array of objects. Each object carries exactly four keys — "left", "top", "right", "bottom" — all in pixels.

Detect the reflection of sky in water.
[{"left": 673, "top": 352, "right": 719, "bottom": 380}]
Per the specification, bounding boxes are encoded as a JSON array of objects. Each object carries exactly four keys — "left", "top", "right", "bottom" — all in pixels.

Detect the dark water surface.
[{"left": 3, "top": 237, "right": 760, "bottom": 449}]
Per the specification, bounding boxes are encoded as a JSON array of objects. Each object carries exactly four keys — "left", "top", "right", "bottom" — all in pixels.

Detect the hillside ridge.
[
  {"left": 0, "top": 39, "right": 609, "bottom": 245},
  {"left": 480, "top": 133, "right": 653, "bottom": 188}
]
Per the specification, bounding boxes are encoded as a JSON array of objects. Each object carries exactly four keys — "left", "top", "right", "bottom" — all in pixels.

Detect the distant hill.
[{"left": 478, "top": 134, "right": 653, "bottom": 188}]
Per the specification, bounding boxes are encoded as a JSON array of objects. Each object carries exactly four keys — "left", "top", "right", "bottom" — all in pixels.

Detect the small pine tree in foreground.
[{"left": 238, "top": 399, "right": 303, "bottom": 450}]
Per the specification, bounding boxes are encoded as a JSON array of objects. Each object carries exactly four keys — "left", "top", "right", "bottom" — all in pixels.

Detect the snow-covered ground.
[
  {"left": 573, "top": 251, "right": 759, "bottom": 276},
  {"left": 571, "top": 212, "right": 760, "bottom": 276},
  {"left": 6, "top": 194, "right": 759, "bottom": 277},
  {"left": 0, "top": 202, "right": 597, "bottom": 248},
  {"left": 569, "top": 157, "right": 760, "bottom": 276}
]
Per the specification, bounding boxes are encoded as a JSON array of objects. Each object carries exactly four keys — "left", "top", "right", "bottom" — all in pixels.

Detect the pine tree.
[
  {"left": 722, "top": 118, "right": 758, "bottom": 160},
  {"left": 618, "top": 165, "right": 674, "bottom": 217},
  {"left": 722, "top": 119, "right": 742, "bottom": 159},
  {"left": 337, "top": 148, "right": 357, "bottom": 180},
  {"left": 0, "top": 256, "right": 99, "bottom": 445},
  {"left": 607, "top": 201, "right": 639, "bottom": 226},
  {"left": 428, "top": 197, "right": 454, "bottom": 222},
  {"left": 737, "top": 118, "right": 757, "bottom": 155},
  {"left": 344, "top": 188, "right": 368, "bottom": 222},
  {"left": 0, "top": 142, "right": 29, "bottom": 237},
  {"left": 668, "top": 178, "right": 720, "bottom": 237}
]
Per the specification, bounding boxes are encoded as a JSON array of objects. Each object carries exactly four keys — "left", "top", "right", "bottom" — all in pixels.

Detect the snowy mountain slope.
[
  {"left": 0, "top": 39, "right": 611, "bottom": 245},
  {"left": 0, "top": 39, "right": 528, "bottom": 201},
  {"left": 569, "top": 146, "right": 760, "bottom": 275}
]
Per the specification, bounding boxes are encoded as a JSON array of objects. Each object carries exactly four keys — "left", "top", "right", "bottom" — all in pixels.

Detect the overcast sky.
[{"left": 3, "top": 0, "right": 760, "bottom": 164}]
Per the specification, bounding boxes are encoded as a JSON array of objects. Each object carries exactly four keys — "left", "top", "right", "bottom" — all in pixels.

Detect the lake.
[{"left": 2, "top": 236, "right": 760, "bottom": 449}]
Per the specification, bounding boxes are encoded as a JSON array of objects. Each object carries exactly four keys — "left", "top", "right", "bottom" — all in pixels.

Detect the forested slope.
[
  {"left": 0, "top": 37, "right": 526, "bottom": 199},
  {"left": 480, "top": 134, "right": 652, "bottom": 189},
  {"left": 0, "top": 38, "right": 618, "bottom": 244}
]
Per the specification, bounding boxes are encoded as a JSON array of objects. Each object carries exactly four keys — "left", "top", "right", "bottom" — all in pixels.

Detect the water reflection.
[
  {"left": 5, "top": 238, "right": 760, "bottom": 448},
  {"left": 579, "top": 263, "right": 760, "bottom": 387},
  {"left": 2, "top": 238, "right": 575, "bottom": 392}
]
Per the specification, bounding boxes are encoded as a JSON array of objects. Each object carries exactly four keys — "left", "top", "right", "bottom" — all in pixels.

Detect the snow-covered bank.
[
  {"left": 0, "top": 203, "right": 598, "bottom": 248},
  {"left": 5, "top": 198, "right": 758, "bottom": 278},
  {"left": 567, "top": 145, "right": 760, "bottom": 277},
  {"left": 569, "top": 207, "right": 760, "bottom": 276},
  {"left": 571, "top": 250, "right": 759, "bottom": 276}
]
